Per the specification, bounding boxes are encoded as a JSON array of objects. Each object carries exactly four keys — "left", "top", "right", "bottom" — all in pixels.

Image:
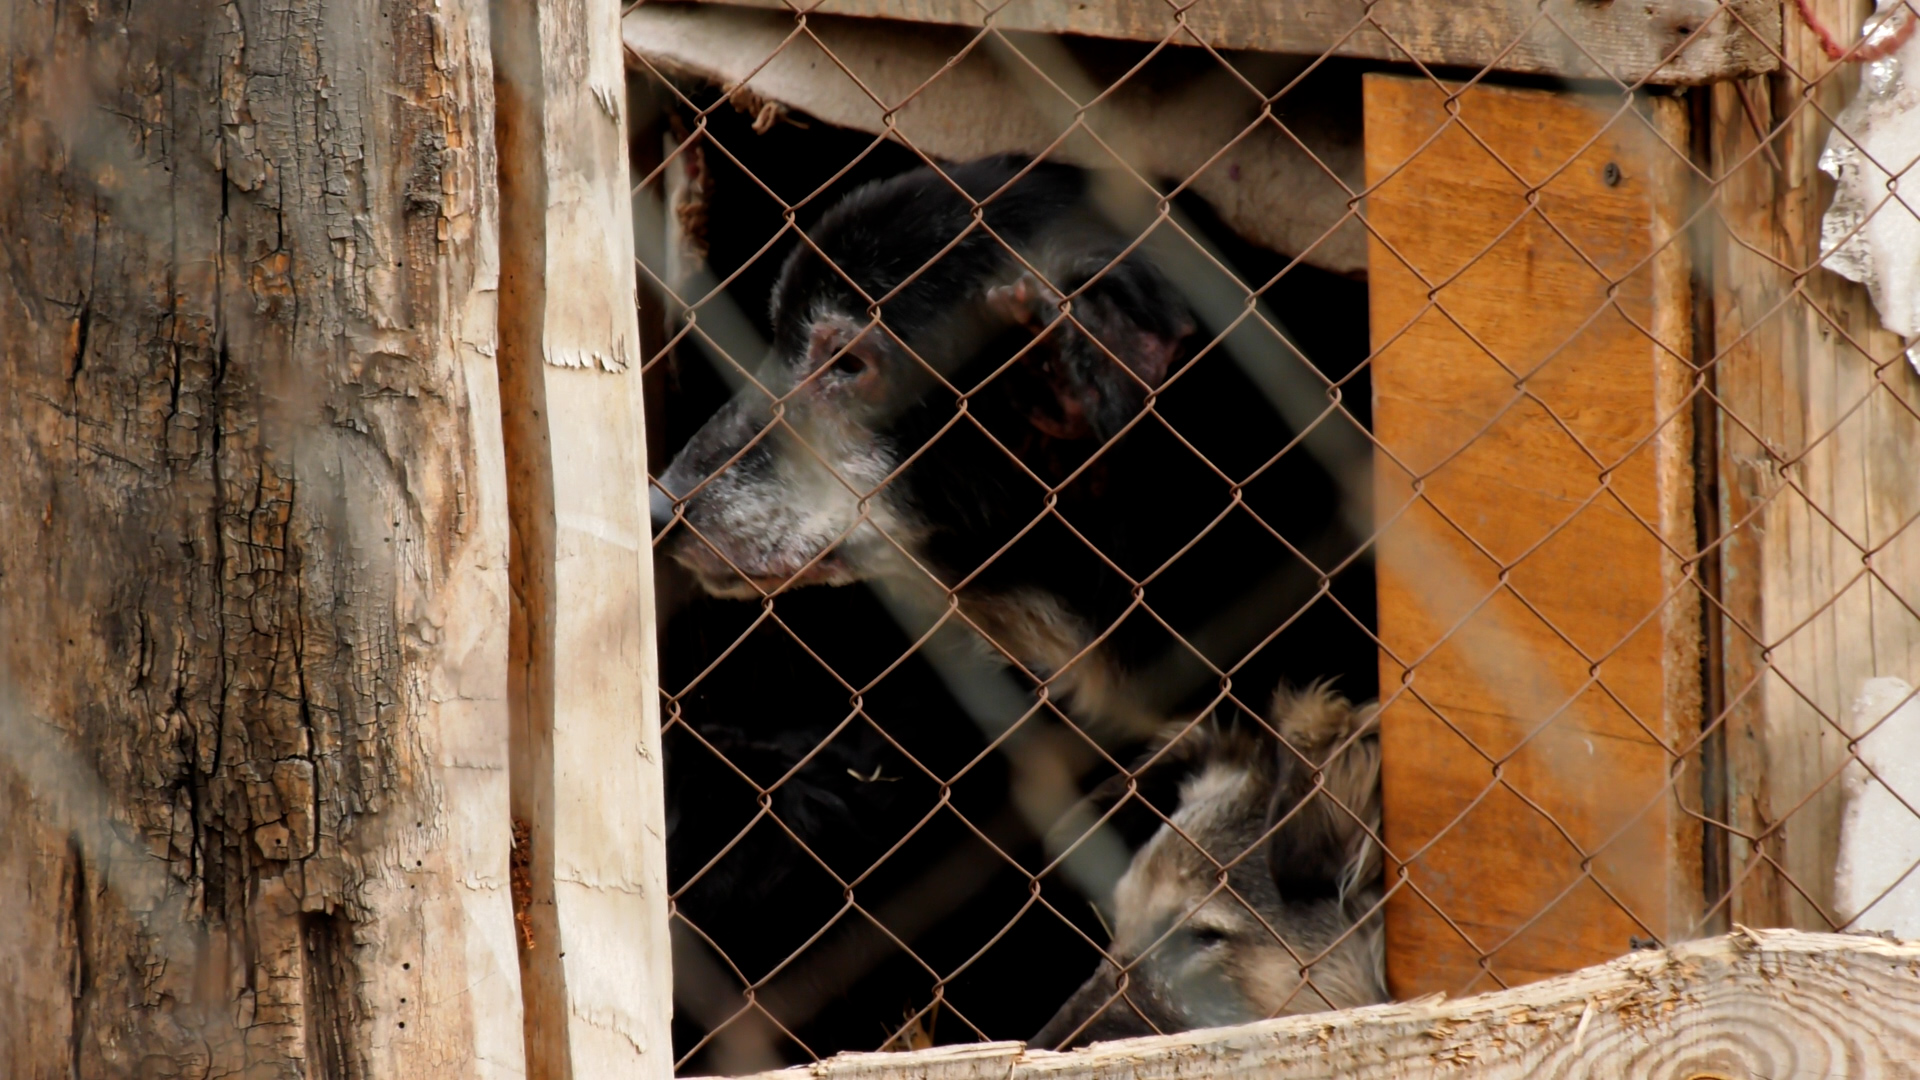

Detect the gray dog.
[{"left": 1035, "top": 685, "right": 1387, "bottom": 1048}]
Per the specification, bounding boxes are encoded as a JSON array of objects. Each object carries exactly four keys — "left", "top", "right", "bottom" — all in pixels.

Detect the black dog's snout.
[{"left": 649, "top": 486, "right": 678, "bottom": 534}]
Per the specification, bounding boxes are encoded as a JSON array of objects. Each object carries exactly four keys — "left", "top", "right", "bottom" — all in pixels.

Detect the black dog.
[
  {"left": 653, "top": 154, "right": 1365, "bottom": 733},
  {"left": 651, "top": 150, "right": 1377, "bottom": 1061}
]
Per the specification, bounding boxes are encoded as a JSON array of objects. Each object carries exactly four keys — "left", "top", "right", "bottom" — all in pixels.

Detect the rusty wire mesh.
[{"left": 621, "top": 1, "right": 1920, "bottom": 1073}]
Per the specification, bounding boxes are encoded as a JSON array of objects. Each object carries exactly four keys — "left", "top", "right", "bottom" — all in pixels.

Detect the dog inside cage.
[
  {"left": 12, "top": 0, "right": 1920, "bottom": 1070},
  {"left": 1034, "top": 684, "right": 1385, "bottom": 1049},
  {"left": 630, "top": 46, "right": 1380, "bottom": 1074}
]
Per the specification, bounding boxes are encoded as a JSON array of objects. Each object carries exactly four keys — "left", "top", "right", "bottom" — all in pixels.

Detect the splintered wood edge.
[{"left": 730, "top": 930, "right": 1920, "bottom": 1080}]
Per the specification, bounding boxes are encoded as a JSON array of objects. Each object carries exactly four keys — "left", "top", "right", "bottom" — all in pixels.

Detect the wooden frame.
[
  {"left": 622, "top": 4, "right": 1366, "bottom": 275},
  {"left": 678, "top": 0, "right": 1781, "bottom": 86},
  {"left": 729, "top": 931, "right": 1920, "bottom": 1080}
]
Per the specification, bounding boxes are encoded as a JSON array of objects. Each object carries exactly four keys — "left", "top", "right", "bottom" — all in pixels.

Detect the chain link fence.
[{"left": 620, "top": 1, "right": 1920, "bottom": 1072}]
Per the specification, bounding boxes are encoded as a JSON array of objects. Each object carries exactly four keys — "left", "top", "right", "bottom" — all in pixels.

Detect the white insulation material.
[
  {"left": 1834, "top": 677, "right": 1920, "bottom": 938},
  {"left": 1818, "top": 1, "right": 1920, "bottom": 374}
]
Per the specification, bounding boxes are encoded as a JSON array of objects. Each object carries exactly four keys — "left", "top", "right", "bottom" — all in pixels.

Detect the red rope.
[{"left": 1794, "top": 0, "right": 1919, "bottom": 61}]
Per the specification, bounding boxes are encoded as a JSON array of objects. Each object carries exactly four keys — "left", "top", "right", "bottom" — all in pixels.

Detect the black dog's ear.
[
  {"left": 986, "top": 257, "right": 1195, "bottom": 441},
  {"left": 1263, "top": 685, "right": 1382, "bottom": 901}
]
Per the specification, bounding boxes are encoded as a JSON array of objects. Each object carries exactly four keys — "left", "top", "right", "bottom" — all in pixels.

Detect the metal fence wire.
[{"left": 621, "top": 1, "right": 1920, "bottom": 1073}]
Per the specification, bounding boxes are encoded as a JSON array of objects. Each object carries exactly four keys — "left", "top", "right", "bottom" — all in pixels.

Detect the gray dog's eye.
[
  {"left": 831, "top": 354, "right": 868, "bottom": 377},
  {"left": 1189, "top": 925, "right": 1229, "bottom": 947}
]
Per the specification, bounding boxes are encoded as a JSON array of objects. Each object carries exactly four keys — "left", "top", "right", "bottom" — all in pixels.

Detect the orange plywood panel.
[{"left": 1364, "top": 75, "right": 1702, "bottom": 997}]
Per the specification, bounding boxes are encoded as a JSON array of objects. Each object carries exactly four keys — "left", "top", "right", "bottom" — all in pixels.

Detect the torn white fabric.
[
  {"left": 1818, "top": 1, "right": 1920, "bottom": 375},
  {"left": 1834, "top": 677, "right": 1920, "bottom": 938}
]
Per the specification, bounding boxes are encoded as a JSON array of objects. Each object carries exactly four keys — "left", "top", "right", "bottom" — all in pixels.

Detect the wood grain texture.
[
  {"left": 495, "top": 0, "right": 677, "bottom": 1072},
  {"left": 1708, "top": 0, "right": 1920, "bottom": 934},
  {"left": 623, "top": 4, "right": 1366, "bottom": 275},
  {"left": 1365, "top": 75, "right": 1702, "bottom": 998},
  {"left": 732, "top": 930, "right": 1920, "bottom": 1080},
  {"left": 672, "top": 0, "right": 1781, "bottom": 86},
  {"left": 0, "top": 0, "right": 524, "bottom": 1073}
]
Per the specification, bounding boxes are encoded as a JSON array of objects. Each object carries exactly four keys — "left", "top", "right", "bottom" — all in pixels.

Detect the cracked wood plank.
[
  {"left": 494, "top": 0, "right": 676, "bottom": 1071},
  {"left": 734, "top": 930, "right": 1920, "bottom": 1080},
  {"left": 0, "top": 0, "right": 523, "bottom": 1074},
  {"left": 670, "top": 0, "right": 1780, "bottom": 86}
]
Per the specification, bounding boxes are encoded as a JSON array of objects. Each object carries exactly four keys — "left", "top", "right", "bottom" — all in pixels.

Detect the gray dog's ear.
[
  {"left": 985, "top": 258, "right": 1195, "bottom": 442},
  {"left": 1263, "top": 684, "right": 1382, "bottom": 901}
]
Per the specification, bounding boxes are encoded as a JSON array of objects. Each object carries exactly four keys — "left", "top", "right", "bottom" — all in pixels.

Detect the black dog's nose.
[{"left": 649, "top": 486, "right": 678, "bottom": 534}]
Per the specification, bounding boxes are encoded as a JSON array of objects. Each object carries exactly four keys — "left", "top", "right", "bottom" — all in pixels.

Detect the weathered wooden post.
[{"left": 0, "top": 0, "right": 672, "bottom": 1071}]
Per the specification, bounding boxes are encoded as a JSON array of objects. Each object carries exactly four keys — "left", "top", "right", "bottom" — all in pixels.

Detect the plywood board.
[
  {"left": 673, "top": 0, "right": 1779, "bottom": 86},
  {"left": 1364, "top": 75, "right": 1700, "bottom": 996}
]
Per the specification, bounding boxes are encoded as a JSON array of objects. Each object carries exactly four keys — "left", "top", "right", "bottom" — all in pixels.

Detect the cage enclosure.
[
  {"left": 623, "top": 0, "right": 1920, "bottom": 1076},
  {"left": 5, "top": 0, "right": 1920, "bottom": 1073},
  {"left": 629, "top": 24, "right": 1381, "bottom": 1071}
]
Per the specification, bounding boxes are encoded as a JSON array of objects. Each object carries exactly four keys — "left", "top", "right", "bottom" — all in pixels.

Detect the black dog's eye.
[{"left": 831, "top": 353, "right": 868, "bottom": 377}]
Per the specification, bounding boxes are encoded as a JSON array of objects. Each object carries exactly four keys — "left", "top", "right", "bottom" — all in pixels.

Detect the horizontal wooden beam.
[
  {"left": 735, "top": 930, "right": 1920, "bottom": 1080},
  {"left": 624, "top": 4, "right": 1366, "bottom": 275},
  {"left": 669, "top": 0, "right": 1780, "bottom": 86}
]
